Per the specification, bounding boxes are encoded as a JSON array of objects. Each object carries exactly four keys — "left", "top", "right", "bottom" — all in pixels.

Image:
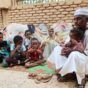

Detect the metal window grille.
[{"left": 18, "top": 0, "right": 66, "bottom": 5}]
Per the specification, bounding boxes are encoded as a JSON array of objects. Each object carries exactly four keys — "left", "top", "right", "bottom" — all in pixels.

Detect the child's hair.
[
  {"left": 25, "top": 30, "right": 31, "bottom": 36},
  {"left": 31, "top": 38, "right": 39, "bottom": 43},
  {"left": 70, "top": 29, "right": 84, "bottom": 40},
  {"left": 13, "top": 35, "right": 23, "bottom": 44},
  {"left": 0, "top": 32, "right": 3, "bottom": 35},
  {"left": 0, "top": 41, "right": 7, "bottom": 47}
]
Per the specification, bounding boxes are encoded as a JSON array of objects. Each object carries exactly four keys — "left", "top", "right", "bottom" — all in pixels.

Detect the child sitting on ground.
[
  {"left": 24, "top": 30, "right": 34, "bottom": 49},
  {"left": 25, "top": 38, "right": 45, "bottom": 68},
  {"left": 61, "top": 29, "right": 85, "bottom": 57},
  {"left": 0, "top": 32, "right": 10, "bottom": 67},
  {"left": 6, "top": 35, "right": 26, "bottom": 66}
]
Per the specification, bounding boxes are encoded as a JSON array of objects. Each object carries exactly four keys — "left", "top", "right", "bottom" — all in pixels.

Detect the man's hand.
[{"left": 61, "top": 47, "right": 72, "bottom": 56}]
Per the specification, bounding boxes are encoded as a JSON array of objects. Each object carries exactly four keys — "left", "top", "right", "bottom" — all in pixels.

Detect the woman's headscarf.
[{"left": 27, "top": 24, "right": 35, "bottom": 34}]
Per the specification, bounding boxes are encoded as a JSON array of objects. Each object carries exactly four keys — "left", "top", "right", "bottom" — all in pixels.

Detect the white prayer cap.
[{"left": 74, "top": 8, "right": 88, "bottom": 17}]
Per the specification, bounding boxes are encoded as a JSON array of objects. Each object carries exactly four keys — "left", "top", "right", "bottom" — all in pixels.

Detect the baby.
[{"left": 61, "top": 29, "right": 85, "bottom": 57}]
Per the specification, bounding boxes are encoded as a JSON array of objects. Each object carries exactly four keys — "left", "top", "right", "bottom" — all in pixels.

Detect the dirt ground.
[{"left": 0, "top": 66, "right": 88, "bottom": 88}]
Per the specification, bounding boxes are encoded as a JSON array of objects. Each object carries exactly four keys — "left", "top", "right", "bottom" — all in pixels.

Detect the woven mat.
[{"left": 28, "top": 64, "right": 55, "bottom": 74}]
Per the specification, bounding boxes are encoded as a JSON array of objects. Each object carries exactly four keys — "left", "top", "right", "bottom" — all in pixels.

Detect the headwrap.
[
  {"left": 74, "top": 8, "right": 88, "bottom": 17},
  {"left": 38, "top": 23, "right": 48, "bottom": 34}
]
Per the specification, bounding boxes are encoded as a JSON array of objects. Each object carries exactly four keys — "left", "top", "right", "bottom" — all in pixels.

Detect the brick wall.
[{"left": 0, "top": 0, "right": 88, "bottom": 29}]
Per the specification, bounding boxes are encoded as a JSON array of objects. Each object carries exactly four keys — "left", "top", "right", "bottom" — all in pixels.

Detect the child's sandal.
[
  {"left": 34, "top": 74, "right": 53, "bottom": 84},
  {"left": 41, "top": 77, "right": 52, "bottom": 83},
  {"left": 28, "top": 73, "right": 37, "bottom": 79},
  {"left": 34, "top": 76, "right": 42, "bottom": 84},
  {"left": 35, "top": 76, "right": 52, "bottom": 84}
]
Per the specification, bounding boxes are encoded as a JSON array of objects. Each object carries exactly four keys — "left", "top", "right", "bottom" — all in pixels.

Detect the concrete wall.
[{"left": 0, "top": 10, "right": 3, "bottom": 29}]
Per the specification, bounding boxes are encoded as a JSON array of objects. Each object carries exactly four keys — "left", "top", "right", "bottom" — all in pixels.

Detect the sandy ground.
[
  {"left": 0, "top": 68, "right": 88, "bottom": 88},
  {"left": 1, "top": 69, "right": 87, "bottom": 88}
]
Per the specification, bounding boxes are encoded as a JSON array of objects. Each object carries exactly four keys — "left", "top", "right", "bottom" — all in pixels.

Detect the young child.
[
  {"left": 25, "top": 38, "right": 45, "bottom": 68},
  {"left": 61, "top": 29, "right": 84, "bottom": 57},
  {"left": 0, "top": 32, "right": 10, "bottom": 67},
  {"left": 41, "top": 28, "right": 58, "bottom": 59},
  {"left": 6, "top": 35, "right": 26, "bottom": 66},
  {"left": 24, "top": 30, "right": 34, "bottom": 49}
]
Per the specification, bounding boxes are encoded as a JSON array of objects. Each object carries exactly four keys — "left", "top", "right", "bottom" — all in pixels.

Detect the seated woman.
[
  {"left": 47, "top": 8, "right": 88, "bottom": 88},
  {"left": 6, "top": 35, "right": 26, "bottom": 66},
  {"left": 25, "top": 38, "right": 45, "bottom": 68}
]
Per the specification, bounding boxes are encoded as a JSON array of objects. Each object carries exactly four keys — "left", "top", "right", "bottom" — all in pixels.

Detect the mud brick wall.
[{"left": 0, "top": 0, "right": 88, "bottom": 29}]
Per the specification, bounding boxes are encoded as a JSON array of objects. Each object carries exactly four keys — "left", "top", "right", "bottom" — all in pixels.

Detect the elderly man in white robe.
[{"left": 47, "top": 8, "right": 88, "bottom": 88}]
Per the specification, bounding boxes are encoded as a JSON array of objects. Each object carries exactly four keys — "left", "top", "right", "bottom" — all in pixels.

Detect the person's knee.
[
  {"left": 69, "top": 51, "right": 79, "bottom": 58},
  {"left": 6, "top": 58, "right": 11, "bottom": 63},
  {"left": 68, "top": 51, "right": 81, "bottom": 62},
  {"left": 70, "top": 51, "right": 78, "bottom": 55}
]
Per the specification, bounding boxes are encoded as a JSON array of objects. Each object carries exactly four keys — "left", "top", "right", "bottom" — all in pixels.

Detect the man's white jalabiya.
[{"left": 47, "top": 8, "right": 88, "bottom": 85}]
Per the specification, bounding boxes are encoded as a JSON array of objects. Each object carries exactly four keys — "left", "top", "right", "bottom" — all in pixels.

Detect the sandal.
[
  {"left": 35, "top": 76, "right": 42, "bottom": 84},
  {"left": 28, "top": 73, "right": 37, "bottom": 79},
  {"left": 41, "top": 77, "right": 52, "bottom": 83},
  {"left": 35, "top": 76, "right": 52, "bottom": 84},
  {"left": 35, "top": 74, "right": 53, "bottom": 84}
]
